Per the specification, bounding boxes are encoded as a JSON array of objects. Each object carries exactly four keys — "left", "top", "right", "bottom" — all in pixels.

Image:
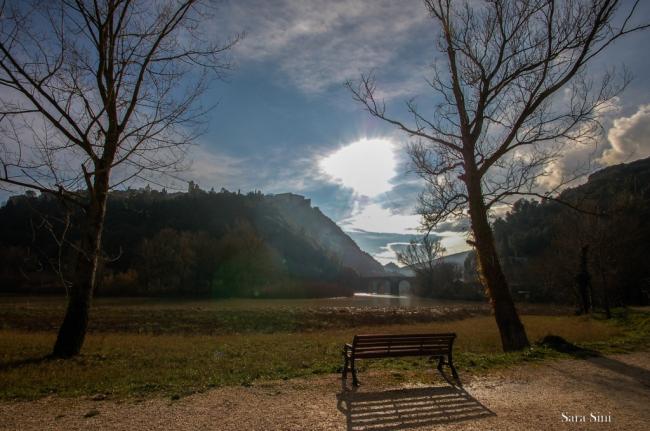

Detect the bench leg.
[
  {"left": 450, "top": 363, "right": 459, "bottom": 379},
  {"left": 434, "top": 355, "right": 459, "bottom": 380},
  {"left": 448, "top": 354, "right": 459, "bottom": 380},
  {"left": 351, "top": 358, "right": 359, "bottom": 386},
  {"left": 342, "top": 354, "right": 349, "bottom": 380},
  {"left": 436, "top": 356, "right": 444, "bottom": 372}
]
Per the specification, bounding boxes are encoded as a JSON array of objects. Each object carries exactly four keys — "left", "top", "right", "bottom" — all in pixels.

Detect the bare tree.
[
  {"left": 349, "top": 0, "right": 648, "bottom": 350},
  {"left": 397, "top": 235, "right": 446, "bottom": 297},
  {"left": 0, "top": 0, "right": 239, "bottom": 357},
  {"left": 398, "top": 235, "right": 443, "bottom": 281}
]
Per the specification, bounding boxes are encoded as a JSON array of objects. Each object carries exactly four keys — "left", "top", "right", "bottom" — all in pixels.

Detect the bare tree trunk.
[
  {"left": 466, "top": 176, "right": 530, "bottom": 351},
  {"left": 52, "top": 172, "right": 109, "bottom": 358}
]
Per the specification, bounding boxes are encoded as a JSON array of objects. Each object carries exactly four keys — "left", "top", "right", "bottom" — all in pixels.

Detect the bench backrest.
[{"left": 352, "top": 333, "right": 456, "bottom": 358}]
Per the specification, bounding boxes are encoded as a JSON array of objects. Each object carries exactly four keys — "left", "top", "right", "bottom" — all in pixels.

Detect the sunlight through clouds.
[
  {"left": 319, "top": 138, "right": 397, "bottom": 197},
  {"left": 340, "top": 202, "right": 420, "bottom": 234}
]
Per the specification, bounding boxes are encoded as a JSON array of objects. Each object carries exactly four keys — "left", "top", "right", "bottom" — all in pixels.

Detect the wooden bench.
[{"left": 342, "top": 333, "right": 459, "bottom": 386}]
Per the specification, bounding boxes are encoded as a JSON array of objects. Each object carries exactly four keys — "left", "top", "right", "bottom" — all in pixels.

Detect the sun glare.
[{"left": 319, "top": 138, "right": 397, "bottom": 197}]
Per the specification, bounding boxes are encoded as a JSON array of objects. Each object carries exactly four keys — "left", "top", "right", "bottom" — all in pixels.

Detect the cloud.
[
  {"left": 600, "top": 104, "right": 650, "bottom": 165},
  {"left": 436, "top": 231, "right": 471, "bottom": 256},
  {"left": 373, "top": 242, "right": 414, "bottom": 265},
  {"left": 536, "top": 104, "right": 650, "bottom": 191},
  {"left": 188, "top": 143, "right": 327, "bottom": 193},
  {"left": 375, "top": 180, "right": 421, "bottom": 213},
  {"left": 0, "top": 102, "right": 94, "bottom": 193},
  {"left": 535, "top": 138, "right": 602, "bottom": 191},
  {"left": 217, "top": 0, "right": 432, "bottom": 96},
  {"left": 187, "top": 146, "right": 245, "bottom": 190},
  {"left": 186, "top": 141, "right": 359, "bottom": 220},
  {"left": 346, "top": 229, "right": 418, "bottom": 250},
  {"left": 338, "top": 201, "right": 421, "bottom": 233},
  {"left": 345, "top": 228, "right": 469, "bottom": 265}
]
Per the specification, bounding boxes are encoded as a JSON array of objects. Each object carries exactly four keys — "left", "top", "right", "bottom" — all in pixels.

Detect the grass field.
[
  {"left": 0, "top": 296, "right": 648, "bottom": 400},
  {"left": 0, "top": 295, "right": 571, "bottom": 333}
]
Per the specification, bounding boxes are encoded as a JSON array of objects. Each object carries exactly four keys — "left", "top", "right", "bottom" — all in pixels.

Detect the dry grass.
[
  {"left": 0, "top": 313, "right": 632, "bottom": 400},
  {"left": 0, "top": 296, "right": 572, "bottom": 334}
]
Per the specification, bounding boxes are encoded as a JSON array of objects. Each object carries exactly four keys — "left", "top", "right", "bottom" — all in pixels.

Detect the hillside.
[
  {"left": 0, "top": 187, "right": 384, "bottom": 297},
  {"left": 559, "top": 157, "right": 650, "bottom": 204},
  {"left": 267, "top": 193, "right": 385, "bottom": 276},
  {"left": 492, "top": 157, "right": 650, "bottom": 305}
]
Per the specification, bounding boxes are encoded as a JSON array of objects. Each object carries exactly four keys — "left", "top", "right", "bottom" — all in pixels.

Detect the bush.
[{"left": 100, "top": 269, "right": 139, "bottom": 296}]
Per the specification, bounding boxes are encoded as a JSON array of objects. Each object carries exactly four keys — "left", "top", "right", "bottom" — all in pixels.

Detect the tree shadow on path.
[
  {"left": 540, "top": 335, "right": 650, "bottom": 387},
  {"left": 336, "top": 373, "right": 494, "bottom": 431}
]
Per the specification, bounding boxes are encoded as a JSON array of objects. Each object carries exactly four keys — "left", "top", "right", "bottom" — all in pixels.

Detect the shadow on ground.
[
  {"left": 336, "top": 379, "right": 494, "bottom": 431},
  {"left": 540, "top": 335, "right": 650, "bottom": 387},
  {"left": 586, "top": 356, "right": 650, "bottom": 387},
  {"left": 0, "top": 355, "right": 52, "bottom": 372}
]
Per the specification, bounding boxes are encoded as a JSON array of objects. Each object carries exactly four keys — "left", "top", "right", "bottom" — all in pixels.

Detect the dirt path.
[{"left": 2, "top": 352, "right": 649, "bottom": 431}]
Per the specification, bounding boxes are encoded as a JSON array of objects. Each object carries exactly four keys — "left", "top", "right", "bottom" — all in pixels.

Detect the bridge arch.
[{"left": 359, "top": 275, "right": 416, "bottom": 296}]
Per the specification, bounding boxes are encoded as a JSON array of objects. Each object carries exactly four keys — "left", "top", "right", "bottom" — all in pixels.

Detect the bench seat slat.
[
  {"left": 352, "top": 338, "right": 453, "bottom": 346},
  {"left": 354, "top": 332, "right": 456, "bottom": 338},
  {"left": 354, "top": 337, "right": 454, "bottom": 343},
  {"left": 354, "top": 347, "right": 451, "bottom": 352},
  {"left": 354, "top": 340, "right": 452, "bottom": 347},
  {"left": 355, "top": 334, "right": 455, "bottom": 339},
  {"left": 355, "top": 348, "right": 449, "bottom": 357},
  {"left": 355, "top": 335, "right": 454, "bottom": 340},
  {"left": 354, "top": 350, "right": 450, "bottom": 359},
  {"left": 355, "top": 342, "right": 451, "bottom": 348}
]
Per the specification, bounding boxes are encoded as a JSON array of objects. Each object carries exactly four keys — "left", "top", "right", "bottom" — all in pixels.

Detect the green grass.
[{"left": 2, "top": 305, "right": 647, "bottom": 400}]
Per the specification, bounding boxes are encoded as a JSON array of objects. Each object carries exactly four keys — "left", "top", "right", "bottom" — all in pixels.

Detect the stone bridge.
[{"left": 359, "top": 275, "right": 416, "bottom": 296}]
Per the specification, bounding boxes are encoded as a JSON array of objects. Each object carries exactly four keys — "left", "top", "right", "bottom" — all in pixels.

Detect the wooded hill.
[
  {"left": 491, "top": 157, "right": 650, "bottom": 308},
  {"left": 0, "top": 186, "right": 383, "bottom": 298}
]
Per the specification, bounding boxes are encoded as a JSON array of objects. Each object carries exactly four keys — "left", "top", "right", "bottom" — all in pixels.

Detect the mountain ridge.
[{"left": 266, "top": 193, "right": 385, "bottom": 276}]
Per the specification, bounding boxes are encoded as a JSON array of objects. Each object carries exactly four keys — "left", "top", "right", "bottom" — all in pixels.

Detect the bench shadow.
[{"left": 336, "top": 376, "right": 494, "bottom": 431}]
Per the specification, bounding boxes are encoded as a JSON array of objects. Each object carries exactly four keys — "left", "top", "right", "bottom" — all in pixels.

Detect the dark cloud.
[
  {"left": 434, "top": 219, "right": 470, "bottom": 233},
  {"left": 376, "top": 180, "right": 422, "bottom": 214},
  {"left": 345, "top": 229, "right": 421, "bottom": 257},
  {"left": 213, "top": 0, "right": 432, "bottom": 96}
]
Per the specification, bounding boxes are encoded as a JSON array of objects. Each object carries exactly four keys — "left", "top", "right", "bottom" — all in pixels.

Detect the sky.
[
  {"left": 177, "top": 0, "right": 650, "bottom": 265},
  {"left": 3, "top": 0, "right": 650, "bottom": 265}
]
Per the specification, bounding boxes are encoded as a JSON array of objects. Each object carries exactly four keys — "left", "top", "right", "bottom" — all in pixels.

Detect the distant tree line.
[{"left": 0, "top": 186, "right": 352, "bottom": 298}]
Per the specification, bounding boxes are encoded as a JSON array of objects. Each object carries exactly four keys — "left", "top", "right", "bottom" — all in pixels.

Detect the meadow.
[
  {"left": 0, "top": 295, "right": 572, "bottom": 333},
  {"left": 1, "top": 296, "right": 648, "bottom": 400}
]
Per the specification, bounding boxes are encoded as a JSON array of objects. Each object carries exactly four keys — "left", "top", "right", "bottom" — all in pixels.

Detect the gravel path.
[{"left": 1, "top": 352, "right": 649, "bottom": 431}]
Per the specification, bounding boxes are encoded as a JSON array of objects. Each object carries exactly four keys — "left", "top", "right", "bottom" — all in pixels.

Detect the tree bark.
[
  {"left": 51, "top": 172, "right": 109, "bottom": 358},
  {"left": 466, "top": 174, "right": 530, "bottom": 351}
]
